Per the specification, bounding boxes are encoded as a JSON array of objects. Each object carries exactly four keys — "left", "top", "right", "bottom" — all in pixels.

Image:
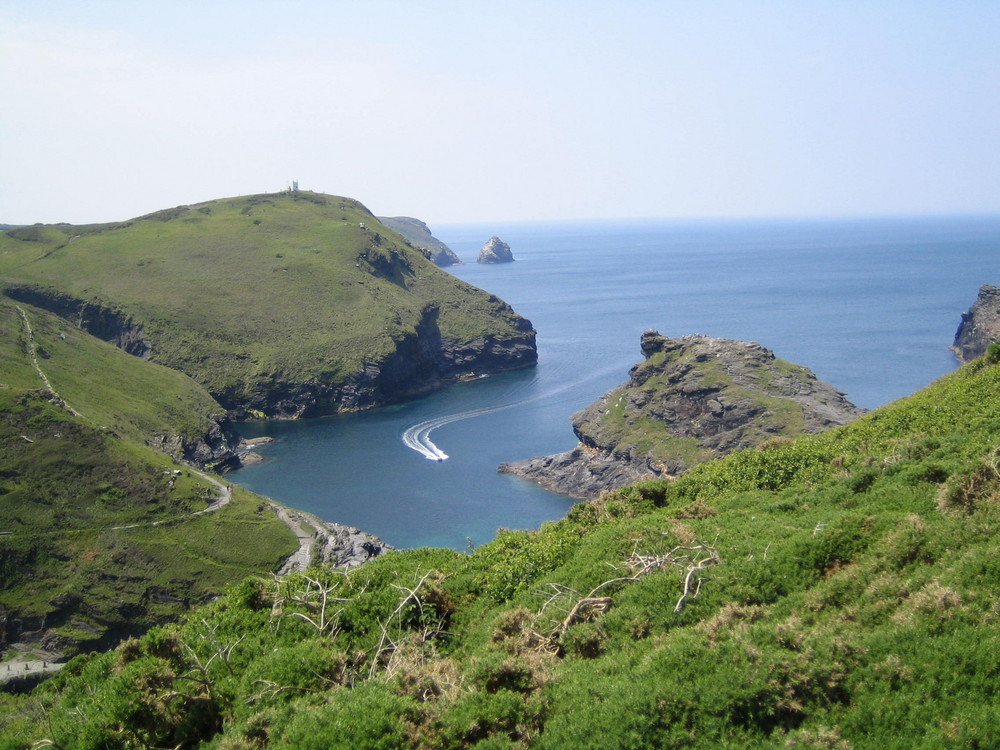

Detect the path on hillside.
[
  {"left": 5, "top": 305, "right": 309, "bottom": 685},
  {"left": 109, "top": 468, "right": 232, "bottom": 530},
  {"left": 270, "top": 503, "right": 314, "bottom": 574},
  {"left": 0, "top": 653, "right": 66, "bottom": 689},
  {"left": 14, "top": 303, "right": 80, "bottom": 416}
]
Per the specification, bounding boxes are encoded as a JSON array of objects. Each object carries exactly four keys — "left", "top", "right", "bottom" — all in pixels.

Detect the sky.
[{"left": 2, "top": 1, "right": 999, "bottom": 226}]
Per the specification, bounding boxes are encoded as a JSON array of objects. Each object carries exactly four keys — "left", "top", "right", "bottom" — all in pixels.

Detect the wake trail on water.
[
  {"left": 401, "top": 361, "right": 626, "bottom": 461},
  {"left": 402, "top": 404, "right": 514, "bottom": 460}
]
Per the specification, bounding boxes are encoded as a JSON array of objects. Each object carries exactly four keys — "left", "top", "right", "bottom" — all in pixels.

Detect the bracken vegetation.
[{"left": 3, "top": 350, "right": 998, "bottom": 748}]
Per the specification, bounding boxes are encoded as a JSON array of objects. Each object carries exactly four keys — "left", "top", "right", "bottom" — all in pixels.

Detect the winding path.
[{"left": 14, "top": 304, "right": 80, "bottom": 416}]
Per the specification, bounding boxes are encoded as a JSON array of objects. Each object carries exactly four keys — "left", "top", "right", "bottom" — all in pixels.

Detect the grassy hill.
[
  {"left": 4, "top": 346, "right": 998, "bottom": 748},
  {"left": 0, "top": 298, "right": 296, "bottom": 662},
  {"left": 0, "top": 192, "right": 535, "bottom": 418},
  {"left": 0, "top": 299, "right": 239, "bottom": 468}
]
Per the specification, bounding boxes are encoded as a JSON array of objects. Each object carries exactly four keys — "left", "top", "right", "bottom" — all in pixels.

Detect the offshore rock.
[
  {"left": 500, "top": 330, "right": 864, "bottom": 499},
  {"left": 478, "top": 236, "right": 515, "bottom": 264},
  {"left": 951, "top": 284, "right": 1000, "bottom": 363},
  {"left": 377, "top": 216, "right": 463, "bottom": 267}
]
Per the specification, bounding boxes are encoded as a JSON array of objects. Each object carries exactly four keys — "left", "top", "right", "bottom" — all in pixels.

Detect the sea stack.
[
  {"left": 478, "top": 236, "right": 514, "bottom": 264},
  {"left": 951, "top": 284, "right": 1000, "bottom": 363}
]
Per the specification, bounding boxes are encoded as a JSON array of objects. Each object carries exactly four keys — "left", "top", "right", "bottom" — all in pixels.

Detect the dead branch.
[
  {"left": 533, "top": 540, "right": 723, "bottom": 644},
  {"left": 271, "top": 572, "right": 350, "bottom": 635},
  {"left": 672, "top": 543, "right": 721, "bottom": 613},
  {"left": 369, "top": 569, "right": 437, "bottom": 678}
]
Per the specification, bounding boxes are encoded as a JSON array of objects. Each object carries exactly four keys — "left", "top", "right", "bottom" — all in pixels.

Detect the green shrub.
[{"left": 273, "top": 681, "right": 415, "bottom": 750}]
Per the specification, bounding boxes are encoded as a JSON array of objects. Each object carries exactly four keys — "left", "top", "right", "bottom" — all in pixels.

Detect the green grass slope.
[
  {"left": 0, "top": 193, "right": 534, "bottom": 417},
  {"left": 0, "top": 299, "right": 296, "bottom": 660},
  {"left": 0, "top": 299, "right": 235, "bottom": 466},
  {"left": 5, "top": 348, "right": 999, "bottom": 748}
]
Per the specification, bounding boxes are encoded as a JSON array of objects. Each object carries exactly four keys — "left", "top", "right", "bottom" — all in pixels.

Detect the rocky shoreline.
[{"left": 501, "top": 330, "right": 864, "bottom": 499}]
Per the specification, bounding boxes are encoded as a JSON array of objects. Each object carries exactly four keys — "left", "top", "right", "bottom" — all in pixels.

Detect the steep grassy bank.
[
  {"left": 0, "top": 299, "right": 297, "bottom": 661},
  {"left": 5, "top": 348, "right": 998, "bottom": 748},
  {"left": 0, "top": 192, "right": 536, "bottom": 418},
  {"left": 0, "top": 300, "right": 238, "bottom": 469}
]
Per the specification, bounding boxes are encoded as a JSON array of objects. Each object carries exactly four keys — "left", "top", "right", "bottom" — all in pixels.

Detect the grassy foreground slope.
[
  {"left": 0, "top": 192, "right": 535, "bottom": 418},
  {"left": 0, "top": 299, "right": 296, "bottom": 658},
  {"left": 5, "top": 350, "right": 998, "bottom": 748}
]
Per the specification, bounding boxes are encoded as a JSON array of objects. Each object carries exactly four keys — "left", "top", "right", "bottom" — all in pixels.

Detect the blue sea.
[{"left": 233, "top": 215, "right": 1000, "bottom": 549}]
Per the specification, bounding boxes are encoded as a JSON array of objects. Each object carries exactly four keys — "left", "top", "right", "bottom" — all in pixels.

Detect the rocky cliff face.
[
  {"left": 149, "top": 418, "right": 245, "bottom": 473},
  {"left": 5, "top": 285, "right": 536, "bottom": 422},
  {"left": 377, "top": 216, "right": 463, "bottom": 267},
  {"left": 225, "top": 303, "right": 536, "bottom": 419},
  {"left": 478, "top": 237, "right": 514, "bottom": 264},
  {"left": 500, "top": 330, "right": 863, "bottom": 499},
  {"left": 4, "top": 285, "right": 152, "bottom": 358},
  {"left": 951, "top": 284, "right": 1000, "bottom": 363}
]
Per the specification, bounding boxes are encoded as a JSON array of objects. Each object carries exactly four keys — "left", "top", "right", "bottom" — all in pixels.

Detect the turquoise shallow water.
[{"left": 233, "top": 215, "right": 1000, "bottom": 549}]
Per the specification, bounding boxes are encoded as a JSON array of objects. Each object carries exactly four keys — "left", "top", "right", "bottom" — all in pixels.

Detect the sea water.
[{"left": 233, "top": 215, "right": 1000, "bottom": 549}]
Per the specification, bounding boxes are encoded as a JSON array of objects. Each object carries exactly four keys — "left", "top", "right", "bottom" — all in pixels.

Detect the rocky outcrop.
[
  {"left": 478, "top": 237, "right": 514, "bottom": 264},
  {"left": 271, "top": 505, "right": 393, "bottom": 575},
  {"left": 3, "top": 285, "right": 152, "bottom": 357},
  {"left": 500, "top": 330, "right": 863, "bottom": 499},
  {"left": 951, "top": 284, "right": 1000, "bottom": 363},
  {"left": 227, "top": 303, "right": 537, "bottom": 419},
  {"left": 377, "top": 216, "right": 462, "bottom": 267},
  {"left": 150, "top": 418, "right": 245, "bottom": 473}
]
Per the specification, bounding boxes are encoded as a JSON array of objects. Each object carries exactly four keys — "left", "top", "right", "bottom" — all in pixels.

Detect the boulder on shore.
[
  {"left": 478, "top": 237, "right": 514, "bottom": 264},
  {"left": 951, "top": 284, "right": 1000, "bottom": 363}
]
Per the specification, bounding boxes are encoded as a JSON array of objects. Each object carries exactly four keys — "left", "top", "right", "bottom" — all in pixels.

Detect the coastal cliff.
[
  {"left": 377, "top": 216, "right": 462, "bottom": 267},
  {"left": 951, "top": 284, "right": 1000, "bottom": 363},
  {"left": 0, "top": 193, "right": 537, "bottom": 420},
  {"left": 500, "top": 330, "right": 864, "bottom": 498}
]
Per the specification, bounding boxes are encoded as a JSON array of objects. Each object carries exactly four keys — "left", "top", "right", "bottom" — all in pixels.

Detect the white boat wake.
[
  {"left": 401, "top": 404, "right": 512, "bottom": 461},
  {"left": 402, "top": 361, "right": 626, "bottom": 461}
]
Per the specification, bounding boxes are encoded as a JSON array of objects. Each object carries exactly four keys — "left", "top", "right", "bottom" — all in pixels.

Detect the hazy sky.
[{"left": 2, "top": 1, "right": 999, "bottom": 225}]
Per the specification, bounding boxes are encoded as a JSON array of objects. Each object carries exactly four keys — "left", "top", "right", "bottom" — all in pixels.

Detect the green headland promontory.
[{"left": 0, "top": 192, "right": 536, "bottom": 419}]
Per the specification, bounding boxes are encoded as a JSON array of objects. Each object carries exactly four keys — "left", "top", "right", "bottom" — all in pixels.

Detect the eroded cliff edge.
[
  {"left": 951, "top": 284, "right": 1000, "bottom": 363},
  {"left": 500, "top": 330, "right": 864, "bottom": 499}
]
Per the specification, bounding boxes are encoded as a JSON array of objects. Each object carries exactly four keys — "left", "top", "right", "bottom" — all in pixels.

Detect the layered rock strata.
[
  {"left": 500, "top": 330, "right": 864, "bottom": 499},
  {"left": 951, "top": 284, "right": 1000, "bottom": 363}
]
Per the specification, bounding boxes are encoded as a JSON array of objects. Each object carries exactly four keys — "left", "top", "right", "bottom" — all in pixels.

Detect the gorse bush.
[{"left": 4, "top": 355, "right": 1000, "bottom": 748}]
